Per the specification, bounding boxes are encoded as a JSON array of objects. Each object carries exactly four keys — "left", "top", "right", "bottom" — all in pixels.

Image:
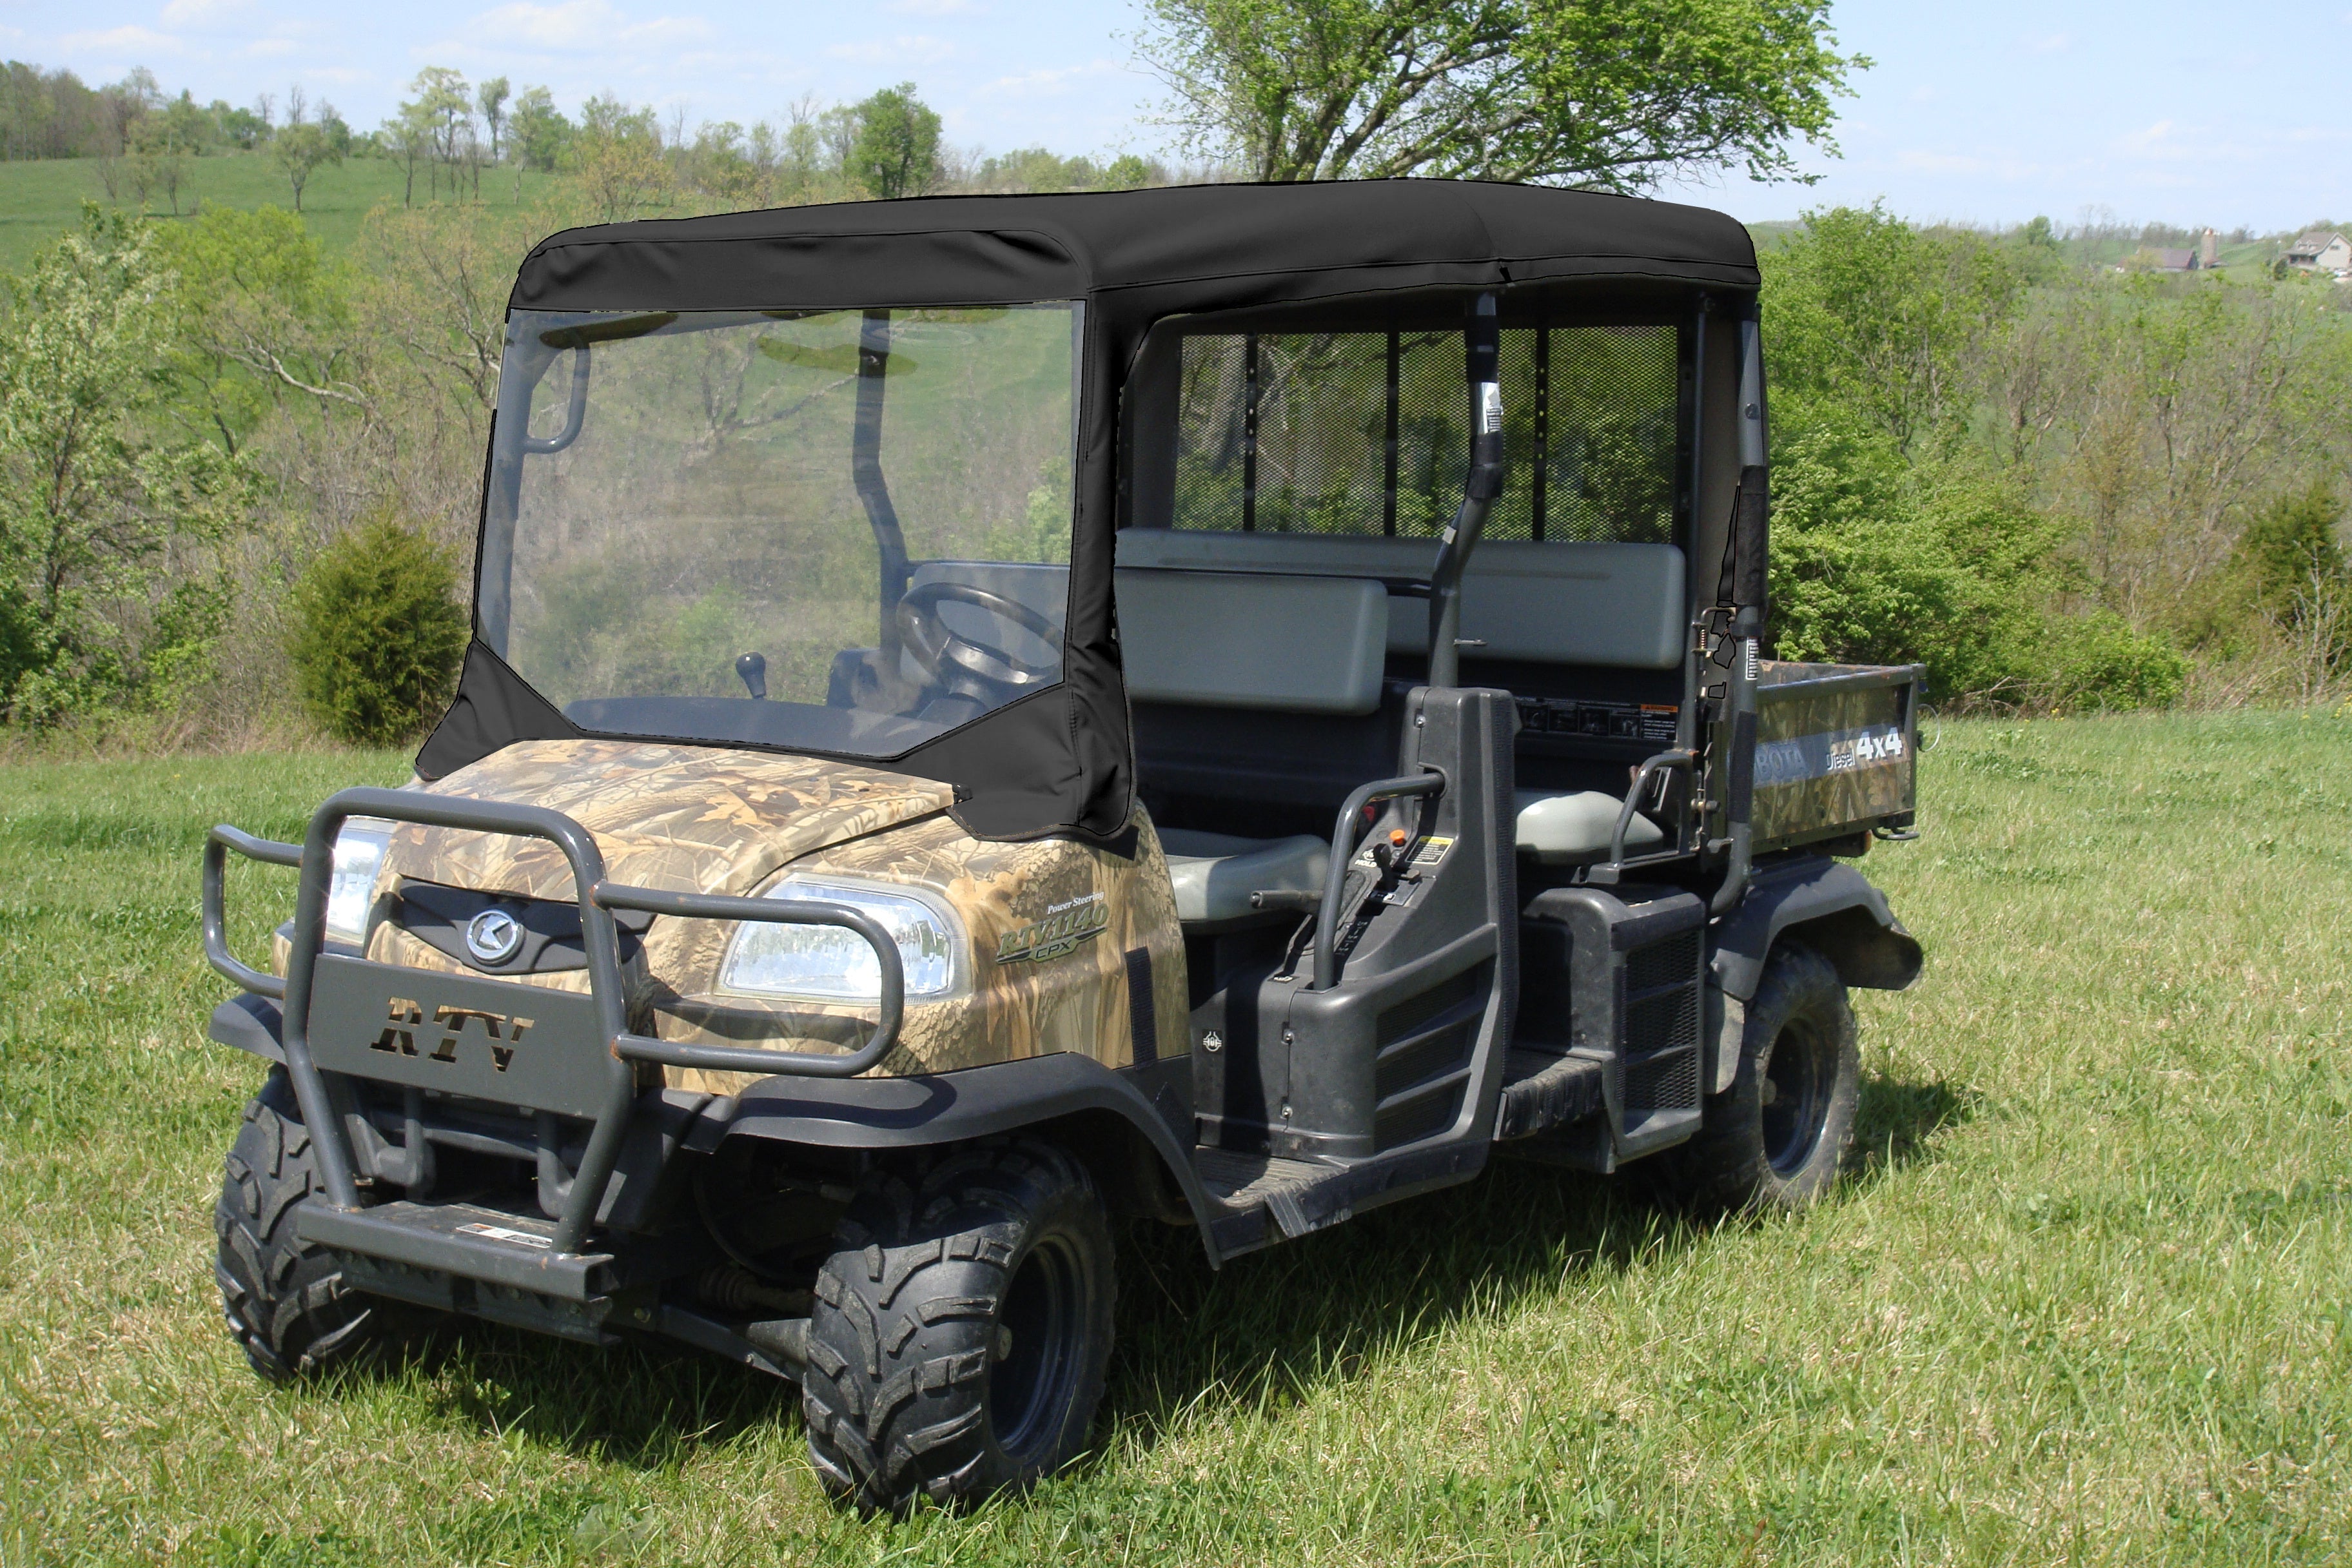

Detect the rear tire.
[
  {"left": 214, "top": 1068, "right": 406, "bottom": 1380},
  {"left": 1652, "top": 943, "right": 1859, "bottom": 1213},
  {"left": 801, "top": 1140, "right": 1115, "bottom": 1511}
]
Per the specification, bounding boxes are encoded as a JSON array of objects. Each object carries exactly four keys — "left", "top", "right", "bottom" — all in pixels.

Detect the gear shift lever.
[{"left": 735, "top": 651, "right": 767, "bottom": 700}]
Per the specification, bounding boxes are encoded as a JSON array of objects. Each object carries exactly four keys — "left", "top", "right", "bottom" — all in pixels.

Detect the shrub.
[
  {"left": 2037, "top": 611, "right": 2188, "bottom": 712},
  {"left": 288, "top": 516, "right": 467, "bottom": 745},
  {"left": 1766, "top": 409, "right": 2186, "bottom": 711}
]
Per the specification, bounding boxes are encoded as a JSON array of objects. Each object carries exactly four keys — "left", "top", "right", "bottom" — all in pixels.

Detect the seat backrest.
[
  {"left": 1116, "top": 529, "right": 1686, "bottom": 669},
  {"left": 1115, "top": 568, "right": 1387, "bottom": 714}
]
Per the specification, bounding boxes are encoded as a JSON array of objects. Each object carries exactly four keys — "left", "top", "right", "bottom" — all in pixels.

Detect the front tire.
[
  {"left": 1652, "top": 943, "right": 1860, "bottom": 1213},
  {"left": 214, "top": 1068, "right": 407, "bottom": 1379},
  {"left": 801, "top": 1140, "right": 1115, "bottom": 1511}
]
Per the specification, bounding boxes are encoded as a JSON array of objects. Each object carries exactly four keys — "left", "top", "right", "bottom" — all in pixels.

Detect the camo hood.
[{"left": 380, "top": 738, "right": 959, "bottom": 901}]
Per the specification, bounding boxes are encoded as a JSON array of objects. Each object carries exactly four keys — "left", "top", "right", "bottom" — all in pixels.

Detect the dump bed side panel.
[{"left": 1749, "top": 661, "right": 1921, "bottom": 852}]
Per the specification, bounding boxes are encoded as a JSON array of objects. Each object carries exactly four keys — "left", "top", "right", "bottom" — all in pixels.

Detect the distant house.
[
  {"left": 2142, "top": 231, "right": 2222, "bottom": 273},
  {"left": 2287, "top": 231, "right": 2352, "bottom": 277}
]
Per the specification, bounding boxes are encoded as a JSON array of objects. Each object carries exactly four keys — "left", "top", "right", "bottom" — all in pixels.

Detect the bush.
[
  {"left": 1766, "top": 410, "right": 2186, "bottom": 711},
  {"left": 288, "top": 516, "right": 467, "bottom": 745},
  {"left": 2037, "top": 611, "right": 2188, "bottom": 712}
]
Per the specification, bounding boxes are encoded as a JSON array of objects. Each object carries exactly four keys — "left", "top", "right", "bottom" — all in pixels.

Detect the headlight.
[
  {"left": 720, "top": 877, "right": 963, "bottom": 1003},
  {"left": 324, "top": 820, "right": 393, "bottom": 946}
]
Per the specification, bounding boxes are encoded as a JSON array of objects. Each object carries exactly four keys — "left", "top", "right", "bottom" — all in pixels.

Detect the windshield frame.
[{"left": 473, "top": 299, "right": 1088, "bottom": 766}]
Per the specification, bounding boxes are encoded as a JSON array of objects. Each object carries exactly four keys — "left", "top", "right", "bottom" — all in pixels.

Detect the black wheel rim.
[
  {"left": 988, "top": 1234, "right": 1083, "bottom": 1463},
  {"left": 1760, "top": 1009, "right": 1835, "bottom": 1176}
]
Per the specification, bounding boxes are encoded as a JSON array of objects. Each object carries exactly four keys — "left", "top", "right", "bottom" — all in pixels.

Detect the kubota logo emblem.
[
  {"left": 372, "top": 997, "right": 534, "bottom": 1072},
  {"left": 465, "top": 908, "right": 525, "bottom": 965}
]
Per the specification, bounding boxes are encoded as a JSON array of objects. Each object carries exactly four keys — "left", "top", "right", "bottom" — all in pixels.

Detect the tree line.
[
  {"left": 1762, "top": 206, "right": 2352, "bottom": 710},
  {"left": 0, "top": 1, "right": 2342, "bottom": 746}
]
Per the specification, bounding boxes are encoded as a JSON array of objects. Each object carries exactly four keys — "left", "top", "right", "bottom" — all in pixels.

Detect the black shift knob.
[{"left": 735, "top": 651, "right": 767, "bottom": 700}]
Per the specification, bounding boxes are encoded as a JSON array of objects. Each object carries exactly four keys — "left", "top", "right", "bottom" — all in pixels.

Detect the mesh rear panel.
[{"left": 1172, "top": 324, "right": 1679, "bottom": 542}]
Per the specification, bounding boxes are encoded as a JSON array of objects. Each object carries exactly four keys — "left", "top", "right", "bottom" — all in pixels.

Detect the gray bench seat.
[
  {"left": 1157, "top": 829, "right": 1329, "bottom": 924},
  {"left": 1161, "top": 793, "right": 1660, "bottom": 930},
  {"left": 1514, "top": 789, "right": 1665, "bottom": 864}
]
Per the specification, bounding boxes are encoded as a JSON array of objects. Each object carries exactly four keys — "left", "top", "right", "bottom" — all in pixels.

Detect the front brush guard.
[{"left": 202, "top": 786, "right": 904, "bottom": 1257}]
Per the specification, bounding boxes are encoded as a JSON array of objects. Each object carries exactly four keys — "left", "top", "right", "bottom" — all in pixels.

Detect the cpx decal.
[
  {"left": 373, "top": 998, "right": 534, "bottom": 1072},
  {"left": 995, "top": 892, "right": 1110, "bottom": 965}
]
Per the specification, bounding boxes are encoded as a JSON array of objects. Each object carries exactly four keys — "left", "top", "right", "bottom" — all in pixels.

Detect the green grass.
[
  {"left": 0, "top": 153, "right": 570, "bottom": 275},
  {"left": 5, "top": 712, "right": 2352, "bottom": 1563}
]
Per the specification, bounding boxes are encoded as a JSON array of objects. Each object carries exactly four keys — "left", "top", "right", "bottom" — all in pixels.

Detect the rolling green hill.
[{"left": 0, "top": 152, "right": 569, "bottom": 273}]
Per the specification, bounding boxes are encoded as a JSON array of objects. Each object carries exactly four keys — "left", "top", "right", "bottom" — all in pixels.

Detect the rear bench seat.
[{"left": 1113, "top": 549, "right": 1678, "bottom": 921}]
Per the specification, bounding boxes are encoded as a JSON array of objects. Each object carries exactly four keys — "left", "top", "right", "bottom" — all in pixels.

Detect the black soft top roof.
[
  {"left": 512, "top": 179, "right": 1758, "bottom": 314},
  {"left": 427, "top": 183, "right": 1756, "bottom": 839}
]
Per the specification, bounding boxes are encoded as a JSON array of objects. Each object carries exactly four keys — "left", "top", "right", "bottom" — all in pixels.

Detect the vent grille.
[
  {"left": 1375, "top": 1083, "right": 1464, "bottom": 1152},
  {"left": 1623, "top": 1048, "right": 1700, "bottom": 1114},
  {"left": 1625, "top": 985, "right": 1699, "bottom": 1057},
  {"left": 1625, "top": 928, "right": 1700, "bottom": 996}
]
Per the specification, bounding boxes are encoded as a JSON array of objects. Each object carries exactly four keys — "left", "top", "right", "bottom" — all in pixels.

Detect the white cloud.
[
  {"left": 469, "top": 1, "right": 712, "bottom": 54},
  {"left": 244, "top": 37, "right": 299, "bottom": 57},
  {"left": 161, "top": 0, "right": 255, "bottom": 26},
  {"left": 825, "top": 33, "right": 959, "bottom": 66},
  {"left": 979, "top": 57, "right": 1122, "bottom": 97},
  {"left": 57, "top": 24, "right": 186, "bottom": 55},
  {"left": 2029, "top": 32, "right": 2070, "bottom": 53}
]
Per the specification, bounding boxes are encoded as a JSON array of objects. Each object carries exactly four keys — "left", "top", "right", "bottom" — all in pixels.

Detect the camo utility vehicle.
[{"left": 202, "top": 181, "right": 1923, "bottom": 1509}]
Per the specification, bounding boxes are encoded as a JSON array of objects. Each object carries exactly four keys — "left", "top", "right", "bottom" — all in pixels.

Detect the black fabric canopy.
[{"left": 421, "top": 179, "right": 1759, "bottom": 840}]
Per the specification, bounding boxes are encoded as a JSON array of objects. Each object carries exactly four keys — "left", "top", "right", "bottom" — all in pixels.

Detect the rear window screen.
[{"left": 1168, "top": 324, "right": 1681, "bottom": 544}]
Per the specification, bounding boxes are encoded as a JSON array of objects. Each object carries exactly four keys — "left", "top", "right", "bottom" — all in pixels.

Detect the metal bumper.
[{"left": 201, "top": 785, "right": 908, "bottom": 1262}]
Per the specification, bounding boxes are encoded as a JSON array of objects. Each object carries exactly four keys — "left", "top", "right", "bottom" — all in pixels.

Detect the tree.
[
  {"left": 1761, "top": 204, "right": 2024, "bottom": 453},
  {"left": 850, "top": 83, "right": 940, "bottom": 199},
  {"left": 288, "top": 513, "right": 467, "bottom": 745},
  {"left": 404, "top": 66, "right": 473, "bottom": 201},
  {"left": 382, "top": 98, "right": 434, "bottom": 206},
  {"left": 155, "top": 206, "right": 364, "bottom": 451},
  {"left": 1138, "top": 0, "right": 1862, "bottom": 187},
  {"left": 575, "top": 93, "right": 671, "bottom": 222},
  {"left": 476, "top": 76, "right": 510, "bottom": 201},
  {"left": 509, "top": 86, "right": 571, "bottom": 175},
  {"left": 0, "top": 206, "right": 255, "bottom": 722},
  {"left": 271, "top": 86, "right": 343, "bottom": 213}
]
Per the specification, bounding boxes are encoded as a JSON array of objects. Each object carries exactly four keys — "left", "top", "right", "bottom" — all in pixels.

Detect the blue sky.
[{"left": 8, "top": 0, "right": 2347, "bottom": 232}]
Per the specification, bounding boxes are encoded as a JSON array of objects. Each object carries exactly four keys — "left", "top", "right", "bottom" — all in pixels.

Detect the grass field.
[
  {"left": 3, "top": 711, "right": 2350, "bottom": 1564},
  {"left": 0, "top": 153, "right": 567, "bottom": 275}
]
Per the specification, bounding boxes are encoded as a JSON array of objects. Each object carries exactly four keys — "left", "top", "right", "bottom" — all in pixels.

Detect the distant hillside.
[
  {"left": 0, "top": 152, "right": 567, "bottom": 273},
  {"left": 1743, "top": 214, "right": 2309, "bottom": 279}
]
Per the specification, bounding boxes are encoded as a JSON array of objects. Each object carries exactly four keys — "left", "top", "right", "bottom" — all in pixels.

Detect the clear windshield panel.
[{"left": 489, "top": 304, "right": 1079, "bottom": 758}]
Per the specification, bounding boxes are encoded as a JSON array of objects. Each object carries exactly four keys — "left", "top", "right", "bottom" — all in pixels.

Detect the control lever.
[
  {"left": 735, "top": 651, "right": 767, "bottom": 700},
  {"left": 1249, "top": 889, "right": 1321, "bottom": 913}
]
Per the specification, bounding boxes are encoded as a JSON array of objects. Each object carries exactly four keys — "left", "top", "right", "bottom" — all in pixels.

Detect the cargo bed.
[{"left": 1746, "top": 660, "right": 1921, "bottom": 852}]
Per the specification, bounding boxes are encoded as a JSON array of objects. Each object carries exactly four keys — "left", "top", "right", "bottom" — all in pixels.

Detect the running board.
[
  {"left": 1494, "top": 1048, "right": 1605, "bottom": 1141},
  {"left": 1192, "top": 1141, "right": 1484, "bottom": 1258}
]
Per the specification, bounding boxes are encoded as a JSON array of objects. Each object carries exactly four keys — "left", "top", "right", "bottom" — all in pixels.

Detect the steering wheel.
[{"left": 895, "top": 581, "right": 1063, "bottom": 695}]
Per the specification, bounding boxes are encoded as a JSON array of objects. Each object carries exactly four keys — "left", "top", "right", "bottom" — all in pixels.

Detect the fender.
[
  {"left": 714, "top": 1052, "right": 1228, "bottom": 1264},
  {"left": 1710, "top": 854, "right": 1922, "bottom": 1002}
]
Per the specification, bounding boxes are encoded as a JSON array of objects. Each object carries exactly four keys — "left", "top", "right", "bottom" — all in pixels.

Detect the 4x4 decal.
[{"left": 371, "top": 998, "right": 534, "bottom": 1072}]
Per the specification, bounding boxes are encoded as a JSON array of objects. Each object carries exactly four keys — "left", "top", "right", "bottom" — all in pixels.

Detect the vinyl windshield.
[{"left": 479, "top": 304, "right": 1081, "bottom": 759}]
